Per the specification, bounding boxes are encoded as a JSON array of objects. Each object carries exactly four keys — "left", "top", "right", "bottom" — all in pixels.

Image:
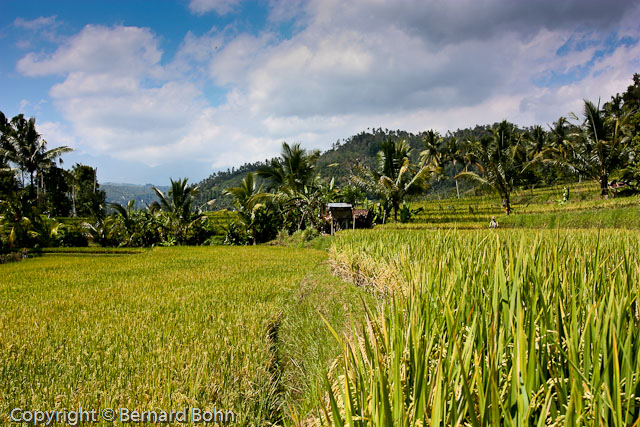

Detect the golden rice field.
[
  {"left": 0, "top": 246, "right": 371, "bottom": 426},
  {"left": 325, "top": 229, "right": 640, "bottom": 425}
]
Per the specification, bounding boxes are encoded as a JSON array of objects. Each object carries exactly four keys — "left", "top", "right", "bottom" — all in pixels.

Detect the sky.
[{"left": 1, "top": 0, "right": 640, "bottom": 185}]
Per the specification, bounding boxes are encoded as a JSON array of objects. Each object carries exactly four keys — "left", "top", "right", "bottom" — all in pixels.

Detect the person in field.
[{"left": 489, "top": 216, "right": 498, "bottom": 229}]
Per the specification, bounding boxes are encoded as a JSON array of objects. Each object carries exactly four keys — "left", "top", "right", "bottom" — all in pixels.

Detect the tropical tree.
[
  {"left": 617, "top": 75, "right": 640, "bottom": 189},
  {"left": 256, "top": 142, "right": 329, "bottom": 232},
  {"left": 223, "top": 172, "right": 274, "bottom": 245},
  {"left": 455, "top": 121, "right": 528, "bottom": 214},
  {"left": 441, "top": 137, "right": 466, "bottom": 198},
  {"left": 0, "top": 114, "right": 72, "bottom": 198},
  {"left": 152, "top": 178, "right": 205, "bottom": 244},
  {"left": 257, "top": 142, "right": 320, "bottom": 194},
  {"left": 0, "top": 112, "right": 19, "bottom": 201},
  {"left": 352, "top": 139, "right": 433, "bottom": 222},
  {"left": 70, "top": 164, "right": 105, "bottom": 219},
  {"left": 562, "top": 100, "right": 630, "bottom": 198},
  {"left": 419, "top": 130, "right": 445, "bottom": 170},
  {"left": 282, "top": 176, "right": 339, "bottom": 231},
  {"left": 339, "top": 184, "right": 365, "bottom": 205}
]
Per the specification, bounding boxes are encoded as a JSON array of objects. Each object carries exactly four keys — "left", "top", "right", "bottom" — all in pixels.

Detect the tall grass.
[{"left": 325, "top": 230, "right": 640, "bottom": 425}]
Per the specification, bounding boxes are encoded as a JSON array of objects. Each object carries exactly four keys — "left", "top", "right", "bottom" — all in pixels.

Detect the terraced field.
[{"left": 391, "top": 183, "right": 640, "bottom": 229}]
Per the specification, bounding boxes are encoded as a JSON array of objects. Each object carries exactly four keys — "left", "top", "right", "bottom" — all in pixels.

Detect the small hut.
[
  {"left": 325, "top": 203, "right": 371, "bottom": 235},
  {"left": 326, "top": 203, "right": 352, "bottom": 235}
]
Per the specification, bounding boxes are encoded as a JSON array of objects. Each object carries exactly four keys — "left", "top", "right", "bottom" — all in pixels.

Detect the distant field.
[
  {"left": 391, "top": 182, "right": 640, "bottom": 229},
  {"left": 0, "top": 246, "right": 372, "bottom": 425}
]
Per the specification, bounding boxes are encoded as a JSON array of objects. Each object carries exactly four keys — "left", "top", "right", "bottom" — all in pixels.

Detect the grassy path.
[{"left": 0, "top": 246, "right": 371, "bottom": 426}]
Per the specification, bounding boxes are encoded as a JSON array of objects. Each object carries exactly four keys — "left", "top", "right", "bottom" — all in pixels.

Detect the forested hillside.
[{"left": 195, "top": 124, "right": 550, "bottom": 208}]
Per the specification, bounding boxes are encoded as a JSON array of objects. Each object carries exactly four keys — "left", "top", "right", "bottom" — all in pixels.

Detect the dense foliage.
[{"left": 0, "top": 112, "right": 104, "bottom": 249}]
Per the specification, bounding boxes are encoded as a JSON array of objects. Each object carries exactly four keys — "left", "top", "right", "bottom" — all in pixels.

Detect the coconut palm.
[
  {"left": 352, "top": 139, "right": 433, "bottom": 222},
  {"left": 455, "top": 121, "right": 528, "bottom": 214},
  {"left": 152, "top": 178, "right": 205, "bottom": 244},
  {"left": 223, "top": 172, "right": 271, "bottom": 245},
  {"left": 419, "top": 130, "right": 445, "bottom": 170},
  {"left": 257, "top": 142, "right": 320, "bottom": 194},
  {"left": 562, "top": 99, "right": 630, "bottom": 198},
  {"left": 441, "top": 137, "right": 466, "bottom": 198},
  {"left": 0, "top": 115, "right": 72, "bottom": 197}
]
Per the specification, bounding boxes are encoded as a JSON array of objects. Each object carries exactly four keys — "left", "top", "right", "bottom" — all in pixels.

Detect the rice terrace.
[{"left": 2, "top": 1, "right": 640, "bottom": 426}]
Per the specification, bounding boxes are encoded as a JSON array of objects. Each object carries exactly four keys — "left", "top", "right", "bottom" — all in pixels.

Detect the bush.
[
  {"left": 59, "top": 225, "right": 89, "bottom": 247},
  {"left": 224, "top": 221, "right": 249, "bottom": 245}
]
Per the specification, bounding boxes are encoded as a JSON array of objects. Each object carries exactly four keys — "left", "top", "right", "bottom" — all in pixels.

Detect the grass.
[
  {"left": 389, "top": 182, "right": 640, "bottom": 229},
  {"left": 0, "top": 245, "right": 372, "bottom": 426},
  {"left": 4, "top": 181, "right": 640, "bottom": 426},
  {"left": 324, "top": 229, "right": 640, "bottom": 425}
]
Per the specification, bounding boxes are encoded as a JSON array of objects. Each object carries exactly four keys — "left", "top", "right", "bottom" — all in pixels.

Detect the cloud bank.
[{"left": 15, "top": 0, "right": 640, "bottom": 183}]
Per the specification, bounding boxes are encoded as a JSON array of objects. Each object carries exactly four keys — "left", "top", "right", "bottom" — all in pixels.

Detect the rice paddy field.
[
  {"left": 3, "top": 183, "right": 640, "bottom": 426},
  {"left": 394, "top": 182, "right": 640, "bottom": 229},
  {"left": 0, "top": 246, "right": 372, "bottom": 425},
  {"left": 325, "top": 229, "right": 640, "bottom": 425}
]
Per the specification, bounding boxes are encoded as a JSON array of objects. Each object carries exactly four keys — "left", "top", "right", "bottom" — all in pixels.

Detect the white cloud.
[
  {"left": 13, "top": 16, "right": 58, "bottom": 31},
  {"left": 189, "top": 0, "right": 243, "bottom": 15},
  {"left": 38, "top": 121, "right": 77, "bottom": 149},
  {"left": 12, "top": 15, "right": 61, "bottom": 46},
  {"left": 14, "top": 0, "right": 640, "bottom": 183},
  {"left": 17, "top": 25, "right": 163, "bottom": 78}
]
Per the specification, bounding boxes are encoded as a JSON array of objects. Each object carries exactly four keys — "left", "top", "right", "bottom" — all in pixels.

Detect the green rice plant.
[{"left": 325, "top": 230, "right": 640, "bottom": 426}]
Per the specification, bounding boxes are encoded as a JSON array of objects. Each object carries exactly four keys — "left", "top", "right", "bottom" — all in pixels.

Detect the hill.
[
  {"left": 102, "top": 183, "right": 170, "bottom": 207},
  {"left": 194, "top": 125, "right": 505, "bottom": 209}
]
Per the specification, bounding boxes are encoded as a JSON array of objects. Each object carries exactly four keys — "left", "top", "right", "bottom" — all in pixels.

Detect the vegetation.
[
  {"left": 548, "top": 100, "right": 631, "bottom": 198},
  {"left": 0, "top": 245, "right": 373, "bottom": 426},
  {"left": 2, "top": 71, "right": 640, "bottom": 426},
  {"left": 351, "top": 139, "right": 434, "bottom": 222},
  {"left": 455, "top": 121, "right": 530, "bottom": 214},
  {"left": 0, "top": 111, "right": 106, "bottom": 249},
  {"left": 325, "top": 229, "right": 640, "bottom": 425}
]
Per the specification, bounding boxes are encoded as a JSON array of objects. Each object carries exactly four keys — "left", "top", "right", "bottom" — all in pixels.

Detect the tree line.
[
  {"left": 2, "top": 74, "right": 639, "bottom": 248},
  {"left": 0, "top": 113, "right": 218, "bottom": 249},
  {"left": 0, "top": 113, "right": 108, "bottom": 248},
  {"left": 223, "top": 74, "right": 640, "bottom": 242}
]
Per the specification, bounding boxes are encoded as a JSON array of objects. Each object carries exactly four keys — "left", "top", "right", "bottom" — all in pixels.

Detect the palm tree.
[
  {"left": 419, "top": 130, "right": 445, "bottom": 170},
  {"left": 548, "top": 118, "right": 571, "bottom": 157},
  {"left": 352, "top": 139, "right": 433, "bottom": 222},
  {"left": 223, "top": 172, "right": 270, "bottom": 245},
  {"left": 257, "top": 142, "right": 320, "bottom": 194},
  {"left": 0, "top": 114, "right": 72, "bottom": 198},
  {"left": 109, "top": 200, "right": 137, "bottom": 246},
  {"left": 152, "top": 178, "right": 204, "bottom": 243},
  {"left": 455, "top": 121, "right": 528, "bottom": 215},
  {"left": 562, "top": 100, "right": 629, "bottom": 198},
  {"left": 441, "top": 137, "right": 466, "bottom": 198}
]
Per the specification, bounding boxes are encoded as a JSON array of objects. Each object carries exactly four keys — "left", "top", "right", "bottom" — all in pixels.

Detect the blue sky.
[{"left": 1, "top": 0, "right": 639, "bottom": 184}]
